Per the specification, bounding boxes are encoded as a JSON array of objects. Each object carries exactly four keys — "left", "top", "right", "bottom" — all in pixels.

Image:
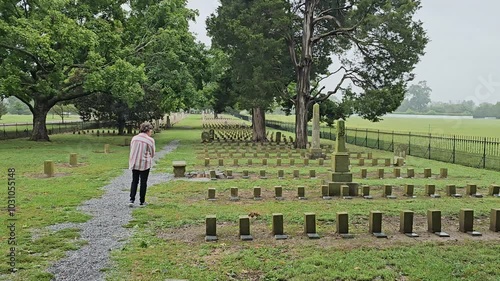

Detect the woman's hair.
[{"left": 139, "top": 122, "right": 153, "bottom": 133}]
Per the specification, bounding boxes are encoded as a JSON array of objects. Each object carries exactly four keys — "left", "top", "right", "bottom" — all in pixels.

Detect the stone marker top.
[
  {"left": 335, "top": 120, "right": 347, "bottom": 153},
  {"left": 172, "top": 161, "right": 187, "bottom": 167}
]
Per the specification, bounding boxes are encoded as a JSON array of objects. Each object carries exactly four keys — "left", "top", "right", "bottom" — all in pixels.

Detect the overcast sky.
[{"left": 187, "top": 0, "right": 500, "bottom": 104}]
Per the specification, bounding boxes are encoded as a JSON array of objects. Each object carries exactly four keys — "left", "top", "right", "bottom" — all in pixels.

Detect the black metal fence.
[
  {"left": 241, "top": 116, "right": 500, "bottom": 171},
  {"left": 0, "top": 121, "right": 111, "bottom": 140}
]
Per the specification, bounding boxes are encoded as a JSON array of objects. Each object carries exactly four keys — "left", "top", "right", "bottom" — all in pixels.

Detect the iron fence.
[{"left": 0, "top": 121, "right": 112, "bottom": 140}]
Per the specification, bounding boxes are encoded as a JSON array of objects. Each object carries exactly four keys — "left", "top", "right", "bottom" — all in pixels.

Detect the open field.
[
  {"left": 266, "top": 114, "right": 500, "bottom": 138},
  {"left": 0, "top": 114, "right": 81, "bottom": 124},
  {"left": 1, "top": 114, "right": 499, "bottom": 281}
]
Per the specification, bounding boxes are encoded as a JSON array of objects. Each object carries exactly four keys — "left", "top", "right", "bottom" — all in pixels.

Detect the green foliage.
[
  {"left": 0, "top": 98, "right": 7, "bottom": 119},
  {"left": 207, "top": 0, "right": 294, "bottom": 111}
]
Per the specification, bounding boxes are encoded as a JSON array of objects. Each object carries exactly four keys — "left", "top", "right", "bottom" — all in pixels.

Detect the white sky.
[{"left": 187, "top": 0, "right": 500, "bottom": 104}]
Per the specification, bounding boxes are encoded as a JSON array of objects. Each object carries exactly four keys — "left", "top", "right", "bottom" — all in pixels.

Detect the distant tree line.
[{"left": 394, "top": 81, "right": 500, "bottom": 118}]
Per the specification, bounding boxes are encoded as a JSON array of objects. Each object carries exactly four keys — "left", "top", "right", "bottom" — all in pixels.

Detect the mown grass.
[
  {"left": 0, "top": 114, "right": 82, "bottom": 124},
  {"left": 106, "top": 114, "right": 499, "bottom": 281},
  {"left": 1, "top": 114, "right": 499, "bottom": 281},
  {"left": 0, "top": 124, "right": 174, "bottom": 280}
]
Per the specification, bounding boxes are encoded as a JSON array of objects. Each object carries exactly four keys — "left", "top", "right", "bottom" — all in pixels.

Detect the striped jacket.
[{"left": 128, "top": 133, "right": 156, "bottom": 171}]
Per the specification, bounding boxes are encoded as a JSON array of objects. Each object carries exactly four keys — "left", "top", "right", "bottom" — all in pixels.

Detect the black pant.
[{"left": 130, "top": 169, "right": 150, "bottom": 204}]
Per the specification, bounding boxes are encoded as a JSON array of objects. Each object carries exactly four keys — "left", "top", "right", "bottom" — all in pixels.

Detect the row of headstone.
[
  {"left": 206, "top": 184, "right": 499, "bottom": 201},
  {"left": 208, "top": 168, "right": 321, "bottom": 180},
  {"left": 43, "top": 149, "right": 112, "bottom": 177},
  {"left": 205, "top": 208, "right": 500, "bottom": 241},
  {"left": 359, "top": 168, "right": 448, "bottom": 179},
  {"left": 205, "top": 158, "right": 325, "bottom": 167},
  {"left": 321, "top": 183, "right": 499, "bottom": 199}
]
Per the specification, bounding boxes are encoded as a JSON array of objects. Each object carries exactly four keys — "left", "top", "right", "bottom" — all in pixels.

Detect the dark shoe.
[
  {"left": 139, "top": 202, "right": 147, "bottom": 208},
  {"left": 128, "top": 200, "right": 134, "bottom": 207}
]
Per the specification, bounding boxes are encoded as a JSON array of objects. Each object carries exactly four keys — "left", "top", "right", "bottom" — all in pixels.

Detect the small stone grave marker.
[
  {"left": 304, "top": 213, "right": 320, "bottom": 239},
  {"left": 369, "top": 211, "right": 387, "bottom": 238}
]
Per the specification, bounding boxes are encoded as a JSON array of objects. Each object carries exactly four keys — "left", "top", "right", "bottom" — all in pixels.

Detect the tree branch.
[
  {"left": 286, "top": 34, "right": 299, "bottom": 70},
  {"left": 14, "top": 94, "right": 35, "bottom": 113},
  {"left": 0, "top": 43, "right": 47, "bottom": 72}
]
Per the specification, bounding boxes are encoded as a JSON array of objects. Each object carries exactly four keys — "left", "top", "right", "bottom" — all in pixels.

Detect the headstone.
[
  {"left": 275, "top": 186, "right": 284, "bottom": 200},
  {"left": 277, "top": 170, "right": 284, "bottom": 179},
  {"left": 393, "top": 168, "right": 401, "bottom": 178},
  {"left": 319, "top": 185, "right": 330, "bottom": 200},
  {"left": 427, "top": 209, "right": 449, "bottom": 237},
  {"left": 309, "top": 170, "right": 316, "bottom": 179},
  {"left": 230, "top": 187, "right": 239, "bottom": 201},
  {"left": 172, "top": 161, "right": 187, "bottom": 178},
  {"left": 341, "top": 184, "right": 352, "bottom": 199},
  {"left": 318, "top": 158, "right": 324, "bottom": 166},
  {"left": 358, "top": 158, "right": 365, "bottom": 166},
  {"left": 400, "top": 210, "right": 418, "bottom": 237},
  {"left": 466, "top": 184, "right": 483, "bottom": 197},
  {"left": 242, "top": 170, "right": 249, "bottom": 179},
  {"left": 259, "top": 170, "right": 267, "bottom": 179},
  {"left": 276, "top": 132, "right": 282, "bottom": 144},
  {"left": 69, "top": 153, "right": 78, "bottom": 166},
  {"left": 44, "top": 160, "right": 55, "bottom": 177},
  {"left": 330, "top": 120, "right": 359, "bottom": 195},
  {"left": 424, "top": 168, "right": 432, "bottom": 178},
  {"left": 310, "top": 105, "right": 323, "bottom": 158},
  {"left": 407, "top": 168, "right": 415, "bottom": 178},
  {"left": 328, "top": 182, "right": 341, "bottom": 197},
  {"left": 361, "top": 185, "right": 372, "bottom": 199},
  {"left": 289, "top": 158, "right": 295, "bottom": 166},
  {"left": 336, "top": 212, "right": 353, "bottom": 238},
  {"left": 239, "top": 215, "right": 253, "bottom": 240},
  {"left": 218, "top": 159, "right": 224, "bottom": 166},
  {"left": 204, "top": 158, "right": 210, "bottom": 167},
  {"left": 209, "top": 170, "right": 216, "bottom": 180},
  {"left": 273, "top": 213, "right": 288, "bottom": 239},
  {"left": 384, "top": 158, "right": 391, "bottom": 166},
  {"left": 372, "top": 159, "right": 378, "bottom": 166},
  {"left": 226, "top": 169, "right": 234, "bottom": 179},
  {"left": 404, "top": 184, "right": 415, "bottom": 198},
  {"left": 207, "top": 188, "right": 216, "bottom": 201},
  {"left": 253, "top": 187, "right": 262, "bottom": 200},
  {"left": 445, "top": 184, "right": 462, "bottom": 197},
  {"left": 276, "top": 158, "right": 282, "bottom": 166},
  {"left": 369, "top": 211, "right": 387, "bottom": 238},
  {"left": 490, "top": 209, "right": 500, "bottom": 232},
  {"left": 247, "top": 158, "right": 252, "bottom": 166},
  {"left": 303, "top": 158, "right": 309, "bottom": 166},
  {"left": 459, "top": 209, "right": 481, "bottom": 236},
  {"left": 378, "top": 168, "right": 384, "bottom": 179},
  {"left": 360, "top": 168, "right": 367, "bottom": 179},
  {"left": 489, "top": 184, "right": 500, "bottom": 196},
  {"left": 233, "top": 159, "right": 238, "bottom": 166},
  {"left": 104, "top": 144, "right": 110, "bottom": 154},
  {"left": 367, "top": 152, "right": 373, "bottom": 159},
  {"left": 297, "top": 186, "right": 306, "bottom": 200},
  {"left": 383, "top": 184, "right": 396, "bottom": 199},
  {"left": 293, "top": 169, "right": 300, "bottom": 179},
  {"left": 439, "top": 168, "right": 448, "bottom": 178},
  {"left": 304, "top": 213, "right": 320, "bottom": 239},
  {"left": 205, "top": 215, "right": 218, "bottom": 242}
]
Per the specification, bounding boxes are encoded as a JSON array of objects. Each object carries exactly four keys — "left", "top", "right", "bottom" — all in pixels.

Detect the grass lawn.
[
  {"left": 1, "top": 114, "right": 499, "bottom": 281},
  {"left": 0, "top": 114, "right": 81, "bottom": 124}
]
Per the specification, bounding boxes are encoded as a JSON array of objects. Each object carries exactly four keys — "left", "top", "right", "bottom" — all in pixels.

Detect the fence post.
[
  {"left": 452, "top": 135, "right": 456, "bottom": 164},
  {"left": 354, "top": 128, "right": 358, "bottom": 145},
  {"left": 391, "top": 131, "right": 394, "bottom": 151},
  {"left": 483, "top": 137, "right": 487, "bottom": 169},
  {"left": 365, "top": 129, "right": 368, "bottom": 147},
  {"left": 408, "top": 132, "right": 411, "bottom": 155},
  {"left": 428, "top": 133, "right": 431, "bottom": 160},
  {"left": 377, "top": 130, "right": 380, "bottom": 150}
]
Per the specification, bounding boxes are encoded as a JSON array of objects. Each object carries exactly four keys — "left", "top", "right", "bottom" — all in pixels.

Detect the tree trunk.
[
  {"left": 213, "top": 112, "right": 218, "bottom": 119},
  {"left": 252, "top": 107, "right": 266, "bottom": 142},
  {"left": 30, "top": 102, "right": 51, "bottom": 141},
  {"left": 117, "top": 118, "right": 126, "bottom": 135},
  {"left": 294, "top": 0, "right": 315, "bottom": 149}
]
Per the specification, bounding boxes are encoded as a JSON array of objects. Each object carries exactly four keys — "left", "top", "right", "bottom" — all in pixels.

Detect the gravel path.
[{"left": 48, "top": 140, "right": 179, "bottom": 281}]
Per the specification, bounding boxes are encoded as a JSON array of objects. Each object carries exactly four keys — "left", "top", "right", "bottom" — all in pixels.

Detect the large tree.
[
  {"left": 287, "top": 0, "right": 428, "bottom": 148},
  {"left": 406, "top": 80, "right": 432, "bottom": 112},
  {"left": 0, "top": 0, "right": 146, "bottom": 141},
  {"left": 207, "top": 0, "right": 294, "bottom": 141}
]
